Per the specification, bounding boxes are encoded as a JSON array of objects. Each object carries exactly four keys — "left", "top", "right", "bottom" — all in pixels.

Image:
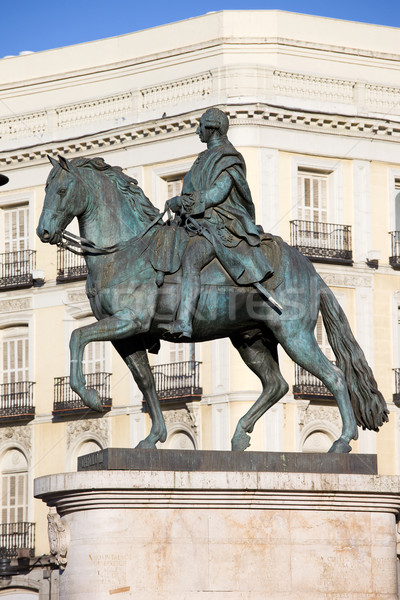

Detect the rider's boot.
[{"left": 169, "top": 270, "right": 200, "bottom": 339}]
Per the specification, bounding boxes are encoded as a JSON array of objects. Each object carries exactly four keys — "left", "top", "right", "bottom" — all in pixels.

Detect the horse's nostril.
[{"left": 42, "top": 230, "right": 50, "bottom": 241}]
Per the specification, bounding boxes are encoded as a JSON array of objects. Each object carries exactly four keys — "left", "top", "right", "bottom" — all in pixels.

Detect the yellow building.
[{"left": 0, "top": 10, "right": 399, "bottom": 597}]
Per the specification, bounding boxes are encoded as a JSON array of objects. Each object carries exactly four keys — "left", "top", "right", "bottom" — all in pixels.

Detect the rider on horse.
[{"left": 165, "top": 107, "right": 274, "bottom": 339}]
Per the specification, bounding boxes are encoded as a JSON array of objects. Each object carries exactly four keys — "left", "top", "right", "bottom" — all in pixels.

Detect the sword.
[{"left": 184, "top": 215, "right": 283, "bottom": 314}]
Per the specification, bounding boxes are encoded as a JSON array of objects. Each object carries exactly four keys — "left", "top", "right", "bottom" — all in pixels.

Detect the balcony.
[
  {"left": 151, "top": 360, "right": 202, "bottom": 404},
  {"left": 389, "top": 232, "right": 400, "bottom": 269},
  {"left": 53, "top": 372, "right": 111, "bottom": 416},
  {"left": 393, "top": 369, "right": 400, "bottom": 407},
  {"left": 0, "top": 522, "right": 35, "bottom": 558},
  {"left": 0, "top": 250, "right": 36, "bottom": 290},
  {"left": 293, "top": 365, "right": 333, "bottom": 400},
  {"left": 290, "top": 220, "right": 352, "bottom": 265},
  {"left": 57, "top": 247, "right": 88, "bottom": 282},
  {"left": 0, "top": 382, "right": 35, "bottom": 421}
]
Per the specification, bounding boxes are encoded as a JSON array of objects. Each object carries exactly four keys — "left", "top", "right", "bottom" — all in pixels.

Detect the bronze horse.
[{"left": 37, "top": 156, "right": 389, "bottom": 452}]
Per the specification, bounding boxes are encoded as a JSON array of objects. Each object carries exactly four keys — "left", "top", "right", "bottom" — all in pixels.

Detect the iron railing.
[
  {"left": 290, "top": 220, "right": 352, "bottom": 264},
  {"left": 151, "top": 361, "right": 202, "bottom": 402},
  {"left": 53, "top": 372, "right": 111, "bottom": 415},
  {"left": 393, "top": 369, "right": 400, "bottom": 407},
  {"left": 389, "top": 232, "right": 400, "bottom": 269},
  {"left": 0, "top": 382, "right": 35, "bottom": 420},
  {"left": 57, "top": 247, "right": 88, "bottom": 282},
  {"left": 0, "top": 522, "right": 35, "bottom": 558},
  {"left": 0, "top": 250, "right": 36, "bottom": 290},
  {"left": 293, "top": 365, "right": 333, "bottom": 399}
]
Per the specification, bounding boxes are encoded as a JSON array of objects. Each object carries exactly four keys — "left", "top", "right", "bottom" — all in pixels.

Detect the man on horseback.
[{"left": 165, "top": 107, "right": 274, "bottom": 339}]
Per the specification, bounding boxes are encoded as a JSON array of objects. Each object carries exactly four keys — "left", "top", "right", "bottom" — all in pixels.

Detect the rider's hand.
[{"left": 165, "top": 196, "right": 182, "bottom": 213}]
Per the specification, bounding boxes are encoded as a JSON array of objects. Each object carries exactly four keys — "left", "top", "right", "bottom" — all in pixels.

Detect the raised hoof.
[
  {"left": 328, "top": 438, "right": 352, "bottom": 454},
  {"left": 83, "top": 388, "right": 103, "bottom": 413},
  {"left": 231, "top": 430, "right": 251, "bottom": 451}
]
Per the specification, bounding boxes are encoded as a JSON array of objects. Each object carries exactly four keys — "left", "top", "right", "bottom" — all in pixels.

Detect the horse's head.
[{"left": 37, "top": 155, "right": 84, "bottom": 245}]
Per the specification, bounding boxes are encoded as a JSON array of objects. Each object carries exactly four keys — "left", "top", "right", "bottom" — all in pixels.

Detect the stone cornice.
[{"left": 1, "top": 103, "right": 400, "bottom": 171}]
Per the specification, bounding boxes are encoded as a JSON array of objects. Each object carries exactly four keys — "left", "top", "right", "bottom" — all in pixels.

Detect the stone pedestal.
[{"left": 35, "top": 455, "right": 400, "bottom": 600}]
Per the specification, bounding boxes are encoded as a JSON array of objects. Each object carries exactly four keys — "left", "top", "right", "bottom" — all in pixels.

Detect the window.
[
  {"left": 0, "top": 202, "right": 35, "bottom": 289},
  {"left": 166, "top": 177, "right": 184, "bottom": 200},
  {"left": 297, "top": 168, "right": 329, "bottom": 223},
  {"left": 1, "top": 449, "right": 28, "bottom": 524},
  {"left": 83, "top": 341, "right": 106, "bottom": 375},
  {"left": 291, "top": 166, "right": 351, "bottom": 264},
  {"left": 2, "top": 327, "right": 29, "bottom": 385},
  {"left": 3, "top": 206, "right": 29, "bottom": 254},
  {"left": 390, "top": 179, "right": 400, "bottom": 268}
]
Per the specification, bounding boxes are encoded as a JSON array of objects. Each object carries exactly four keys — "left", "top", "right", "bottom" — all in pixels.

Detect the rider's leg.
[{"left": 171, "top": 236, "right": 215, "bottom": 338}]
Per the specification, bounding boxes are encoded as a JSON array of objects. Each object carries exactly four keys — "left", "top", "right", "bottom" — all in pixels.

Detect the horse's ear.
[
  {"left": 48, "top": 155, "right": 59, "bottom": 169},
  {"left": 59, "top": 156, "right": 71, "bottom": 172}
]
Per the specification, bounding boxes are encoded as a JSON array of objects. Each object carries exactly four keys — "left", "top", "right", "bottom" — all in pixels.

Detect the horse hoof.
[
  {"left": 328, "top": 438, "right": 352, "bottom": 454},
  {"left": 135, "top": 439, "right": 157, "bottom": 449},
  {"left": 231, "top": 430, "right": 251, "bottom": 451},
  {"left": 84, "top": 389, "right": 103, "bottom": 413}
]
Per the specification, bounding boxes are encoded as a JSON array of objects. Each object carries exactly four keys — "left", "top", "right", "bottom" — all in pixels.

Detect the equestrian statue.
[{"left": 37, "top": 108, "right": 389, "bottom": 453}]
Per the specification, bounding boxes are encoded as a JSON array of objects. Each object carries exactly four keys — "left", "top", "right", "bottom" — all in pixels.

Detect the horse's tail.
[{"left": 319, "top": 280, "right": 389, "bottom": 431}]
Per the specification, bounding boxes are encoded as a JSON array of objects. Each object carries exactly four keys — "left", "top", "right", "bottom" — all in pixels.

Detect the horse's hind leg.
[
  {"left": 112, "top": 339, "right": 167, "bottom": 448},
  {"left": 278, "top": 330, "right": 358, "bottom": 453},
  {"left": 230, "top": 334, "right": 289, "bottom": 451}
]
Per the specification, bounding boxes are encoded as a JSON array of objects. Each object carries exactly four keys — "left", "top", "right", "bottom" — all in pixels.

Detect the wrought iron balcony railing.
[
  {"left": 393, "top": 369, "right": 400, "bottom": 407},
  {"left": 151, "top": 360, "right": 202, "bottom": 403},
  {"left": 0, "top": 382, "right": 35, "bottom": 421},
  {"left": 0, "top": 522, "right": 35, "bottom": 558},
  {"left": 293, "top": 364, "right": 333, "bottom": 400},
  {"left": 0, "top": 250, "right": 36, "bottom": 290},
  {"left": 53, "top": 372, "right": 111, "bottom": 416},
  {"left": 57, "top": 247, "right": 88, "bottom": 282},
  {"left": 290, "top": 220, "right": 352, "bottom": 264},
  {"left": 389, "top": 232, "right": 400, "bottom": 269}
]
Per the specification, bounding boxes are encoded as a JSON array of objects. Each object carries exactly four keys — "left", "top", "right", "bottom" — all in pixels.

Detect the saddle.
[{"left": 148, "top": 223, "right": 286, "bottom": 292}]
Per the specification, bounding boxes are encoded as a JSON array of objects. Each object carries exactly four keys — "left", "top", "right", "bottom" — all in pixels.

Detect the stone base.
[{"left": 35, "top": 468, "right": 400, "bottom": 600}]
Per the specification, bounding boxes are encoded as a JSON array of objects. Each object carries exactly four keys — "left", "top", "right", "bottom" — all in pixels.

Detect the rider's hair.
[{"left": 202, "top": 108, "right": 229, "bottom": 136}]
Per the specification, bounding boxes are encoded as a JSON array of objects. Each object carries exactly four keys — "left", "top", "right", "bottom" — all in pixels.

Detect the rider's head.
[{"left": 202, "top": 108, "right": 229, "bottom": 136}]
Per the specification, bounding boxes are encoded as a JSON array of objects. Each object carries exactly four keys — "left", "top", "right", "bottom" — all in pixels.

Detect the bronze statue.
[
  {"left": 164, "top": 108, "right": 274, "bottom": 339},
  {"left": 36, "top": 110, "right": 389, "bottom": 453}
]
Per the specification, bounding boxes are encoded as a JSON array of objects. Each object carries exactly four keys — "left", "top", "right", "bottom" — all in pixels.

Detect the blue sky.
[{"left": 1, "top": 0, "right": 400, "bottom": 58}]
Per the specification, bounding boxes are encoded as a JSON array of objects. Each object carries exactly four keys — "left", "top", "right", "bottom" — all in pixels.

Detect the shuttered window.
[
  {"left": 167, "top": 178, "right": 184, "bottom": 199},
  {"left": 298, "top": 170, "right": 329, "bottom": 223},
  {"left": 83, "top": 341, "right": 106, "bottom": 374},
  {"left": 4, "top": 206, "right": 29, "bottom": 253},
  {"left": 2, "top": 327, "right": 29, "bottom": 384},
  {"left": 1, "top": 450, "right": 28, "bottom": 524},
  {"left": 315, "top": 315, "right": 335, "bottom": 361}
]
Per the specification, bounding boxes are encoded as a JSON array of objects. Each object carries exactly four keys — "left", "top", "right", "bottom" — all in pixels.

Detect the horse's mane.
[{"left": 70, "top": 156, "right": 160, "bottom": 224}]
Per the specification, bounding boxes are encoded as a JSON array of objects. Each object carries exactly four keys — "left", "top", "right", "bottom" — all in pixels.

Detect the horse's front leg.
[{"left": 70, "top": 309, "right": 142, "bottom": 411}]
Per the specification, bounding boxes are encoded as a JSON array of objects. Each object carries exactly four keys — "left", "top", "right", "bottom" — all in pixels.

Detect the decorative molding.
[
  {"left": 66, "top": 418, "right": 110, "bottom": 454},
  {"left": 0, "top": 111, "right": 47, "bottom": 140},
  {"left": 56, "top": 93, "right": 134, "bottom": 129},
  {"left": 47, "top": 507, "right": 70, "bottom": 568},
  {"left": 67, "top": 291, "right": 88, "bottom": 304},
  {"left": 273, "top": 70, "right": 354, "bottom": 104},
  {"left": 163, "top": 405, "right": 200, "bottom": 449},
  {"left": 141, "top": 72, "right": 212, "bottom": 110},
  {"left": 0, "top": 425, "right": 32, "bottom": 461},
  {"left": 319, "top": 271, "right": 372, "bottom": 288},
  {"left": 0, "top": 297, "right": 31, "bottom": 312},
  {"left": 298, "top": 404, "right": 342, "bottom": 432},
  {"left": 2, "top": 98, "right": 400, "bottom": 169}
]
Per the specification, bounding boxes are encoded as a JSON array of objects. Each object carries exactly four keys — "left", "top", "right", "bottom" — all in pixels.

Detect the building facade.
[{"left": 0, "top": 10, "right": 399, "bottom": 596}]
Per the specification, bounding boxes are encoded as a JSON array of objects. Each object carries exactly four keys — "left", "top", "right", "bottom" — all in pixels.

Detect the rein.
[{"left": 58, "top": 209, "right": 168, "bottom": 256}]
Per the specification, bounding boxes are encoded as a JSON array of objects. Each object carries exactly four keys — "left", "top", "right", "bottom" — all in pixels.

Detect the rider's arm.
[{"left": 187, "top": 172, "right": 233, "bottom": 216}]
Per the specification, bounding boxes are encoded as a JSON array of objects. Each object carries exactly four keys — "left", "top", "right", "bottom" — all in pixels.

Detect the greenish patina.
[{"left": 37, "top": 109, "right": 389, "bottom": 453}]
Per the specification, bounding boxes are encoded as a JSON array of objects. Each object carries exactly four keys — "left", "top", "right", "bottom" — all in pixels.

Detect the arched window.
[
  {"left": 1, "top": 449, "right": 28, "bottom": 524},
  {"left": 69, "top": 439, "right": 103, "bottom": 472}
]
